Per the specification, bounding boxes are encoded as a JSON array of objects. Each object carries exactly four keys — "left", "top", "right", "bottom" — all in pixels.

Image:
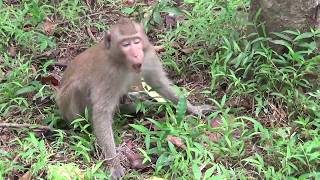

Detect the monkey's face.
[{"left": 119, "top": 37, "right": 144, "bottom": 73}]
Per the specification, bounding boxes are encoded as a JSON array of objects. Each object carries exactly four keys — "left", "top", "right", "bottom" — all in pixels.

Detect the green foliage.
[
  {"left": 57, "top": 0, "right": 87, "bottom": 22},
  {"left": 47, "top": 163, "right": 83, "bottom": 180},
  {"left": 70, "top": 112, "right": 96, "bottom": 163},
  {"left": 18, "top": 133, "right": 50, "bottom": 175},
  {"left": 0, "top": 55, "right": 33, "bottom": 114},
  {"left": 211, "top": 30, "right": 320, "bottom": 117},
  {"left": 0, "top": 0, "right": 319, "bottom": 179},
  {"left": 0, "top": 0, "right": 55, "bottom": 52},
  {"left": 161, "top": 0, "right": 249, "bottom": 73}
]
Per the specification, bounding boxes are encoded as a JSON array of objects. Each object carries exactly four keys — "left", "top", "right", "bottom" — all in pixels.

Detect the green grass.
[{"left": 0, "top": 0, "right": 319, "bottom": 179}]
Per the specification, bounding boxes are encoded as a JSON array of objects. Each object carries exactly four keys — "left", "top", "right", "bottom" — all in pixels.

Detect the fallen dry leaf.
[
  {"left": 167, "top": 135, "right": 186, "bottom": 149},
  {"left": 124, "top": 0, "right": 135, "bottom": 6},
  {"left": 206, "top": 131, "right": 222, "bottom": 142},
  {"left": 125, "top": 140, "right": 135, "bottom": 149},
  {"left": 154, "top": 45, "right": 165, "bottom": 53},
  {"left": 171, "top": 42, "right": 181, "bottom": 49},
  {"left": 8, "top": 46, "right": 16, "bottom": 57},
  {"left": 19, "top": 171, "right": 32, "bottom": 180},
  {"left": 165, "top": 14, "right": 176, "bottom": 28},
  {"left": 30, "top": 64, "right": 37, "bottom": 74},
  {"left": 205, "top": 117, "right": 223, "bottom": 142},
  {"left": 124, "top": 150, "right": 145, "bottom": 169},
  {"left": 44, "top": 17, "right": 56, "bottom": 35},
  {"left": 142, "top": 81, "right": 166, "bottom": 103},
  {"left": 175, "top": 15, "right": 186, "bottom": 22},
  {"left": 38, "top": 74, "right": 60, "bottom": 87},
  {"left": 210, "top": 117, "right": 222, "bottom": 128},
  {"left": 180, "top": 47, "right": 194, "bottom": 54}
]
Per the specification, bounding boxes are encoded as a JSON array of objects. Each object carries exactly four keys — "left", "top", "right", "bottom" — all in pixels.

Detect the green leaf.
[
  {"left": 272, "top": 32, "right": 292, "bottom": 41},
  {"left": 203, "top": 166, "right": 215, "bottom": 179},
  {"left": 40, "top": 40, "right": 48, "bottom": 52},
  {"left": 283, "top": 30, "right": 300, "bottom": 36},
  {"left": 147, "top": 118, "right": 164, "bottom": 129},
  {"left": 184, "top": 0, "right": 196, "bottom": 4},
  {"left": 138, "top": 148, "right": 151, "bottom": 164},
  {"left": 270, "top": 39, "right": 293, "bottom": 52},
  {"left": 129, "top": 124, "right": 150, "bottom": 134},
  {"left": 121, "top": 7, "right": 135, "bottom": 15},
  {"left": 145, "top": 134, "right": 150, "bottom": 150},
  {"left": 15, "top": 85, "right": 36, "bottom": 96},
  {"left": 237, "top": 116, "right": 264, "bottom": 133},
  {"left": 91, "top": 161, "right": 103, "bottom": 173},
  {"left": 270, "top": 39, "right": 291, "bottom": 48},
  {"left": 176, "top": 96, "right": 187, "bottom": 124},
  {"left": 294, "top": 32, "right": 314, "bottom": 41},
  {"left": 153, "top": 11, "right": 162, "bottom": 25},
  {"left": 160, "top": 7, "right": 182, "bottom": 15},
  {"left": 192, "top": 163, "right": 201, "bottom": 180},
  {"left": 220, "top": 94, "right": 227, "bottom": 107}
]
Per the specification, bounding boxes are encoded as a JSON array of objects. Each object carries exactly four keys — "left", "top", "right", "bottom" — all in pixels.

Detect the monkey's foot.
[{"left": 110, "top": 164, "right": 125, "bottom": 180}]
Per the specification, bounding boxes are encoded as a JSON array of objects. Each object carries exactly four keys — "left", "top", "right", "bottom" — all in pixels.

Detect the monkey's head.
[{"left": 105, "top": 18, "right": 146, "bottom": 73}]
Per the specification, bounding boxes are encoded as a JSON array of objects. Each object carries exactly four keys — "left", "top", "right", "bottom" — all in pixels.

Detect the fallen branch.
[
  {"left": 52, "top": 62, "right": 68, "bottom": 68},
  {"left": 0, "top": 123, "right": 53, "bottom": 131}
]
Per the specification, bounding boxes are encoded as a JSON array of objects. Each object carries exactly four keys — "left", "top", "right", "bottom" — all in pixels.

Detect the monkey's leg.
[
  {"left": 57, "top": 83, "right": 86, "bottom": 122},
  {"left": 91, "top": 102, "right": 124, "bottom": 179}
]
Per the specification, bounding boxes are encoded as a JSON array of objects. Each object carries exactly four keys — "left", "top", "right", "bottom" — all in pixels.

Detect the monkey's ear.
[{"left": 104, "top": 32, "right": 111, "bottom": 49}]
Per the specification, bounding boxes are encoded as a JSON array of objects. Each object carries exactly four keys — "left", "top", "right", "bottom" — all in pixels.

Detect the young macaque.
[{"left": 56, "top": 18, "right": 211, "bottom": 179}]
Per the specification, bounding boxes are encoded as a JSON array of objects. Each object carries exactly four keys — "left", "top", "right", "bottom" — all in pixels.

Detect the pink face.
[{"left": 120, "top": 37, "right": 144, "bottom": 73}]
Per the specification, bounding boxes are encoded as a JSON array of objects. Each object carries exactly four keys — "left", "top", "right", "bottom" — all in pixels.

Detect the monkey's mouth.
[{"left": 132, "top": 64, "right": 142, "bottom": 73}]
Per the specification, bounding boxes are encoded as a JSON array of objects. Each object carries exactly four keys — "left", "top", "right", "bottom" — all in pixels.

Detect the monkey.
[{"left": 56, "top": 18, "right": 212, "bottom": 179}]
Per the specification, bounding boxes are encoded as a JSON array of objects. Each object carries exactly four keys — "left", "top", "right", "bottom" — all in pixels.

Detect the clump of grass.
[{"left": 0, "top": 0, "right": 319, "bottom": 179}]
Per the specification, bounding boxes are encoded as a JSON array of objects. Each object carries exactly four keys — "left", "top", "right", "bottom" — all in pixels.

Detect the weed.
[{"left": 0, "top": 0, "right": 319, "bottom": 179}]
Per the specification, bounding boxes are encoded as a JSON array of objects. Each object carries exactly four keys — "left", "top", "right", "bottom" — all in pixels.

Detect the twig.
[
  {"left": 32, "top": 50, "right": 55, "bottom": 59},
  {"left": 0, "top": 123, "right": 53, "bottom": 131},
  {"left": 52, "top": 62, "right": 68, "bottom": 68},
  {"left": 86, "top": 26, "right": 97, "bottom": 42}
]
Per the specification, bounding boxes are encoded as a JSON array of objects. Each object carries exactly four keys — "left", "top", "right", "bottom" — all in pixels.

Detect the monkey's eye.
[
  {"left": 121, "top": 41, "right": 130, "bottom": 47},
  {"left": 133, "top": 38, "right": 141, "bottom": 44}
]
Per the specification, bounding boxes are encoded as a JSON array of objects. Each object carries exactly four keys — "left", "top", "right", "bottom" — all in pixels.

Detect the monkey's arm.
[
  {"left": 91, "top": 100, "right": 124, "bottom": 178},
  {"left": 142, "top": 50, "right": 210, "bottom": 116}
]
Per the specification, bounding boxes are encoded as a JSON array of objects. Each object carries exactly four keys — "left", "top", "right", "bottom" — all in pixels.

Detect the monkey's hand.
[{"left": 189, "top": 104, "right": 215, "bottom": 117}]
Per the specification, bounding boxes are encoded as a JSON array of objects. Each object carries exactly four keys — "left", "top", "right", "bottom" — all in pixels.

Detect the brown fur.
[{"left": 117, "top": 18, "right": 137, "bottom": 35}]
